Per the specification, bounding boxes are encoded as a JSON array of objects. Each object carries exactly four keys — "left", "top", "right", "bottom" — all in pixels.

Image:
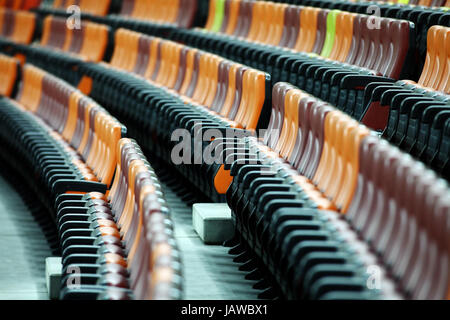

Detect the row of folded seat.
[
  {"left": 173, "top": 3, "right": 416, "bottom": 122},
  {"left": 73, "top": 24, "right": 448, "bottom": 201},
  {"left": 320, "top": 0, "right": 449, "bottom": 7},
  {"left": 223, "top": 82, "right": 450, "bottom": 299},
  {"left": 287, "top": 0, "right": 450, "bottom": 7},
  {"left": 57, "top": 137, "right": 181, "bottom": 300},
  {"left": 0, "top": 0, "right": 41, "bottom": 10},
  {"left": 3, "top": 5, "right": 440, "bottom": 136},
  {"left": 362, "top": 25, "right": 449, "bottom": 178},
  {"left": 208, "top": 0, "right": 448, "bottom": 75},
  {"left": 202, "top": 1, "right": 415, "bottom": 57},
  {"left": 2, "top": 10, "right": 446, "bottom": 192},
  {"left": 365, "top": 0, "right": 449, "bottom": 5},
  {"left": 1, "top": 8, "right": 199, "bottom": 85},
  {"left": 0, "top": 7, "right": 36, "bottom": 44},
  {"left": 196, "top": 1, "right": 450, "bottom": 176},
  {"left": 1, "top": 14, "right": 110, "bottom": 84},
  {"left": 0, "top": 4, "right": 447, "bottom": 301},
  {"left": 39, "top": 15, "right": 110, "bottom": 62},
  {"left": 50, "top": 0, "right": 113, "bottom": 16},
  {"left": 271, "top": 0, "right": 450, "bottom": 12},
  {"left": 36, "top": 0, "right": 201, "bottom": 28},
  {"left": 0, "top": 54, "right": 181, "bottom": 300},
  {"left": 38, "top": 0, "right": 442, "bottom": 86},
  {"left": 0, "top": 53, "right": 19, "bottom": 96},
  {"left": 76, "top": 28, "right": 271, "bottom": 201},
  {"left": 117, "top": 0, "right": 197, "bottom": 28},
  {"left": 271, "top": 0, "right": 449, "bottom": 68}
]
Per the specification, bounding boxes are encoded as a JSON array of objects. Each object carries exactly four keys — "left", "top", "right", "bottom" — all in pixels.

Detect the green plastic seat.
[
  {"left": 211, "top": 0, "right": 226, "bottom": 32},
  {"left": 320, "top": 10, "right": 340, "bottom": 58}
]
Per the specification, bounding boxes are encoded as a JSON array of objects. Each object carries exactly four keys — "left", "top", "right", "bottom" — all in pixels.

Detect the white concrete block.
[
  {"left": 45, "top": 257, "right": 62, "bottom": 300},
  {"left": 193, "top": 203, "right": 234, "bottom": 244}
]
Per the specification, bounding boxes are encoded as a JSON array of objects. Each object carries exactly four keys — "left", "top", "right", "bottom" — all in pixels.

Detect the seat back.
[
  {"left": 294, "top": 7, "right": 320, "bottom": 53},
  {"left": 18, "top": 64, "right": 123, "bottom": 186},
  {"left": 279, "top": 5, "right": 301, "bottom": 49},
  {"left": 176, "top": 0, "right": 197, "bottom": 28},
  {"left": 211, "top": 0, "right": 225, "bottom": 32},
  {"left": 41, "top": 16, "right": 109, "bottom": 62},
  {"left": 109, "top": 28, "right": 271, "bottom": 131},
  {"left": 345, "top": 15, "right": 413, "bottom": 79},
  {"left": 110, "top": 28, "right": 140, "bottom": 71},
  {"left": 0, "top": 8, "right": 35, "bottom": 44},
  {"left": 79, "top": 0, "right": 111, "bottom": 16},
  {"left": 328, "top": 11, "right": 355, "bottom": 62},
  {"left": 0, "top": 53, "right": 19, "bottom": 96},
  {"left": 40, "top": 15, "right": 70, "bottom": 49},
  {"left": 204, "top": 0, "right": 217, "bottom": 31},
  {"left": 78, "top": 21, "right": 109, "bottom": 62},
  {"left": 119, "top": 0, "right": 193, "bottom": 27},
  {"left": 346, "top": 135, "right": 450, "bottom": 300},
  {"left": 311, "top": 9, "right": 329, "bottom": 54},
  {"left": 108, "top": 138, "right": 180, "bottom": 300},
  {"left": 418, "top": 25, "right": 450, "bottom": 93},
  {"left": 312, "top": 110, "right": 369, "bottom": 212},
  {"left": 233, "top": 0, "right": 253, "bottom": 38},
  {"left": 0, "top": 0, "right": 25, "bottom": 9},
  {"left": 320, "top": 9, "right": 339, "bottom": 58}
]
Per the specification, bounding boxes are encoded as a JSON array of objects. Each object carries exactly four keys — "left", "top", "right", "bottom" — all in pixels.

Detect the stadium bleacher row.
[
  {"left": 226, "top": 83, "right": 449, "bottom": 299},
  {"left": 0, "top": 0, "right": 448, "bottom": 300},
  {"left": 0, "top": 54, "right": 181, "bottom": 300}
]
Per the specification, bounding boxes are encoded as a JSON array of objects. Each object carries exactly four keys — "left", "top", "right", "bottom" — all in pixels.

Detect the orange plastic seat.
[
  {"left": 294, "top": 7, "right": 320, "bottom": 53},
  {"left": 16, "top": 64, "right": 45, "bottom": 112},
  {"left": 204, "top": 0, "right": 217, "bottom": 31},
  {"left": 410, "top": 25, "right": 450, "bottom": 94},
  {"left": 79, "top": 22, "right": 110, "bottom": 62},
  {"left": 0, "top": 53, "right": 19, "bottom": 96},
  {"left": 328, "top": 12, "right": 355, "bottom": 62},
  {"left": 79, "top": 0, "right": 111, "bottom": 16},
  {"left": 0, "top": 8, "right": 35, "bottom": 44},
  {"left": 40, "top": 16, "right": 110, "bottom": 62},
  {"left": 265, "top": 3, "right": 287, "bottom": 46},
  {"left": 124, "top": 0, "right": 181, "bottom": 25},
  {"left": 225, "top": 0, "right": 241, "bottom": 35}
]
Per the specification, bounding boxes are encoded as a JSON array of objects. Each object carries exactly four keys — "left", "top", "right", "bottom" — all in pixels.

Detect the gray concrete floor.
[
  {"left": 163, "top": 185, "right": 263, "bottom": 300},
  {"left": 0, "top": 175, "right": 53, "bottom": 300}
]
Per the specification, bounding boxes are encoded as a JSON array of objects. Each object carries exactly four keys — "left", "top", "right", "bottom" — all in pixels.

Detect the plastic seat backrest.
[
  {"left": 320, "top": 9, "right": 340, "bottom": 58},
  {"left": 294, "top": 7, "right": 319, "bottom": 53}
]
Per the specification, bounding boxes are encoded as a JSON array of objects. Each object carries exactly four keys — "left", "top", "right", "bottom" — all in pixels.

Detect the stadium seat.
[
  {"left": 0, "top": 0, "right": 41, "bottom": 10},
  {"left": 0, "top": 53, "right": 19, "bottom": 96},
  {"left": 40, "top": 15, "right": 109, "bottom": 62},
  {"left": 52, "top": 0, "right": 112, "bottom": 16},
  {"left": 16, "top": 64, "right": 123, "bottom": 188},
  {"left": 0, "top": 0, "right": 448, "bottom": 302},
  {"left": 0, "top": 58, "right": 181, "bottom": 300},
  {"left": 100, "top": 29, "right": 270, "bottom": 132},
  {"left": 117, "top": 0, "right": 197, "bottom": 28},
  {"left": 58, "top": 138, "right": 182, "bottom": 300},
  {"left": 224, "top": 82, "right": 450, "bottom": 299},
  {"left": 361, "top": 25, "right": 450, "bottom": 177},
  {"left": 76, "top": 28, "right": 271, "bottom": 200},
  {"left": 1, "top": 14, "right": 111, "bottom": 86},
  {"left": 0, "top": 7, "right": 36, "bottom": 44},
  {"left": 173, "top": 4, "right": 415, "bottom": 122}
]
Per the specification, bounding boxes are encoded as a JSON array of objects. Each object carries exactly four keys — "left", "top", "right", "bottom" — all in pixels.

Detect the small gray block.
[
  {"left": 45, "top": 257, "right": 62, "bottom": 300},
  {"left": 193, "top": 203, "right": 234, "bottom": 244}
]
